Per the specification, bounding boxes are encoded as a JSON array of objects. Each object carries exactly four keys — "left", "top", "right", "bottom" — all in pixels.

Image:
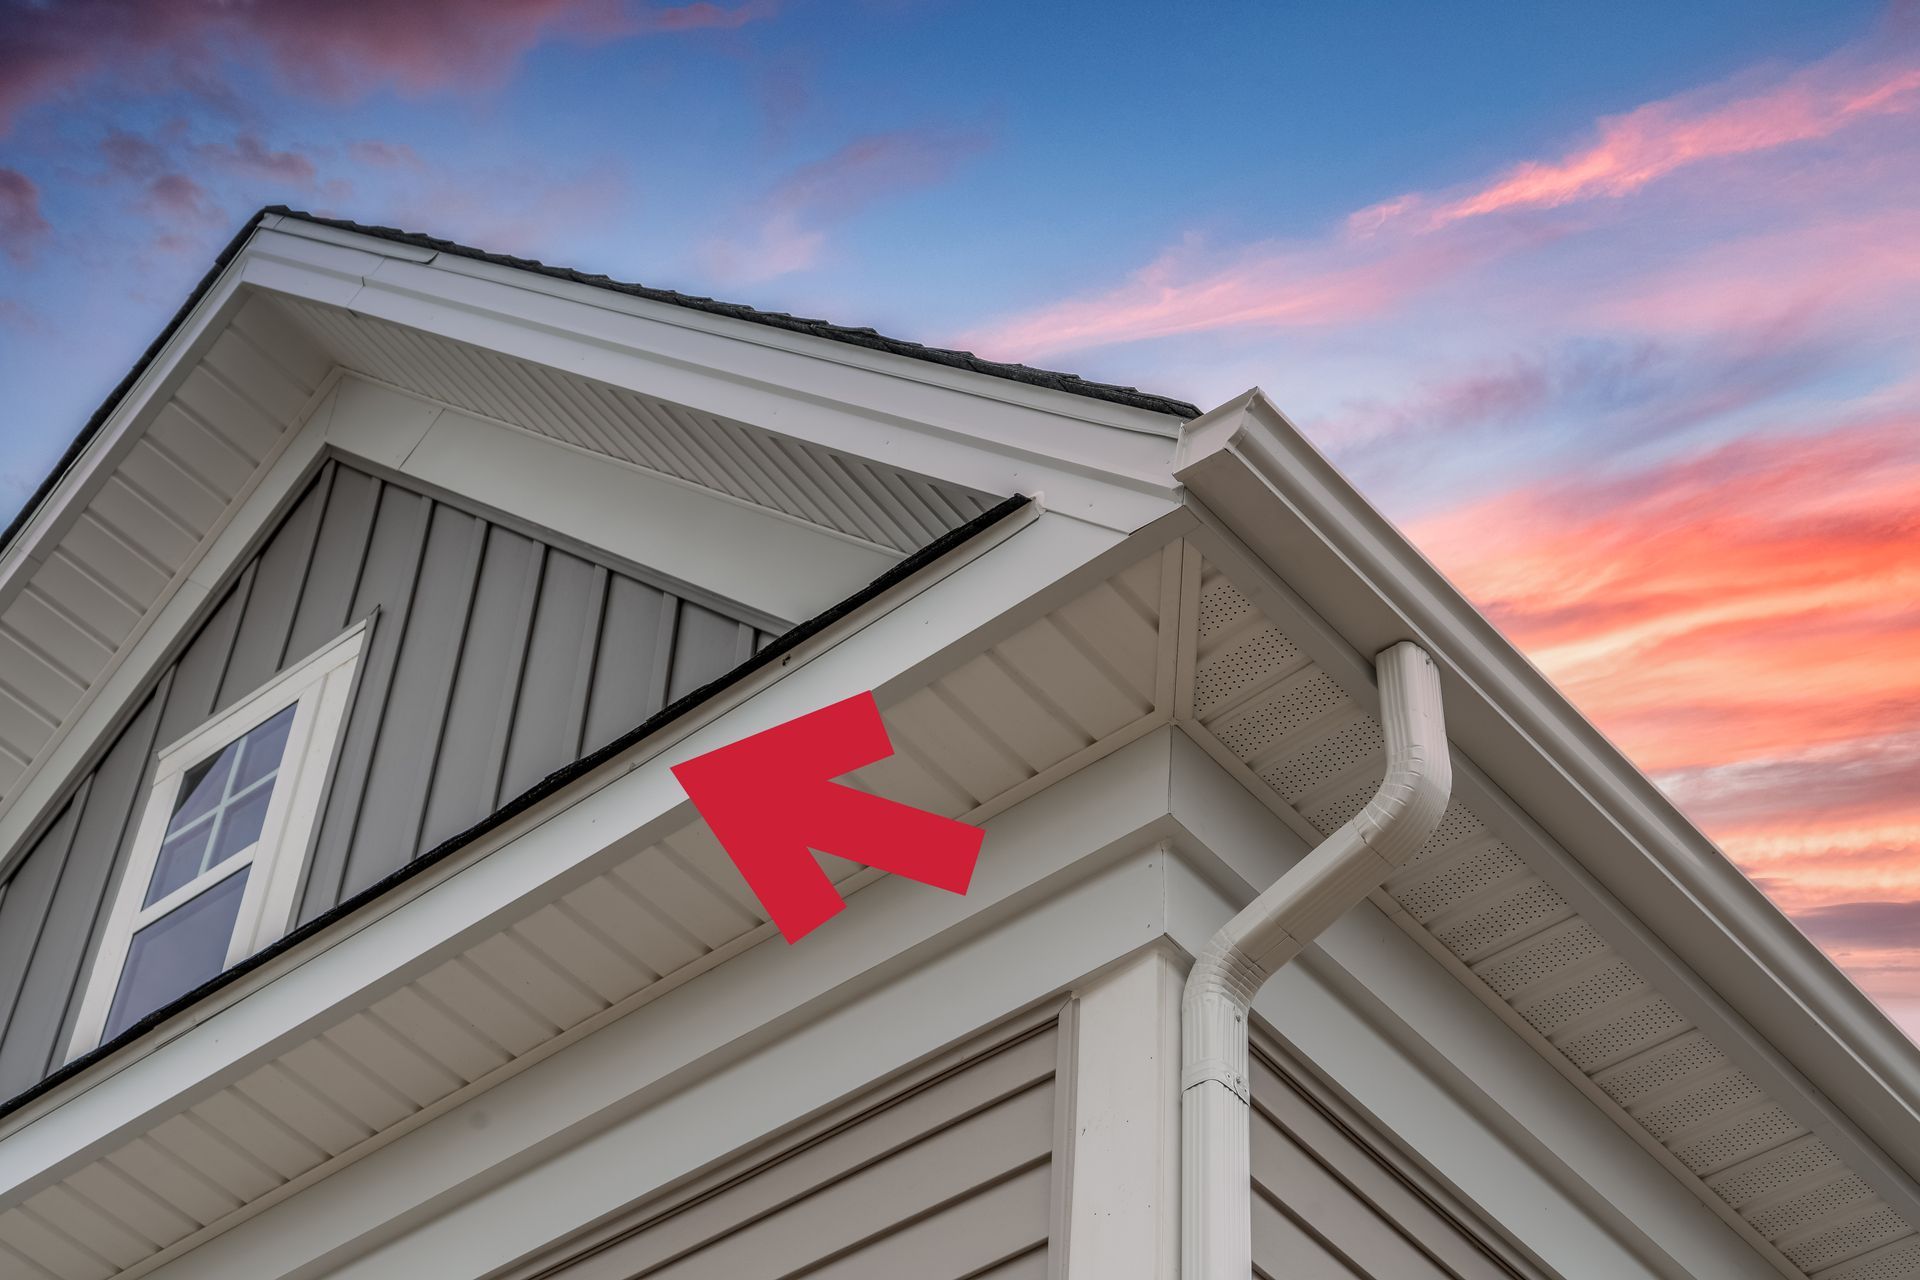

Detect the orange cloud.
[
  {"left": 1413, "top": 417, "right": 1920, "bottom": 773},
  {"left": 1412, "top": 413, "right": 1920, "bottom": 1027}
]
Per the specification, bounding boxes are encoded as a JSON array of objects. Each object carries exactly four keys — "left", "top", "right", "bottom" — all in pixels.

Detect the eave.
[{"left": 1176, "top": 387, "right": 1920, "bottom": 1273}]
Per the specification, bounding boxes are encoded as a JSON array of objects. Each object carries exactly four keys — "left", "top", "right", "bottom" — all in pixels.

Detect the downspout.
[{"left": 1181, "top": 640, "right": 1452, "bottom": 1278}]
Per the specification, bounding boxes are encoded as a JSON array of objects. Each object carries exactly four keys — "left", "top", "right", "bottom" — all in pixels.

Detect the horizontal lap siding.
[
  {"left": 1249, "top": 1050, "right": 1522, "bottom": 1280},
  {"left": 542, "top": 1022, "right": 1059, "bottom": 1280},
  {"left": 0, "top": 460, "right": 776, "bottom": 1099}
]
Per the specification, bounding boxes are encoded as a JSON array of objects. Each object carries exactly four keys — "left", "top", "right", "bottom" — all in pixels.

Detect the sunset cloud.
[
  {"left": 0, "top": 0, "right": 778, "bottom": 132},
  {"left": 704, "top": 128, "right": 989, "bottom": 282},
  {"left": 192, "top": 134, "right": 318, "bottom": 187},
  {"left": 140, "top": 173, "right": 222, "bottom": 228},
  {"left": 1405, "top": 396, "right": 1920, "bottom": 1028},
  {"left": 1354, "top": 56, "right": 1920, "bottom": 232},
  {"left": 1411, "top": 416, "right": 1920, "bottom": 772},
  {"left": 963, "top": 31, "right": 1920, "bottom": 362},
  {"left": 957, "top": 229, "right": 1488, "bottom": 361},
  {"left": 0, "top": 168, "right": 50, "bottom": 264}
]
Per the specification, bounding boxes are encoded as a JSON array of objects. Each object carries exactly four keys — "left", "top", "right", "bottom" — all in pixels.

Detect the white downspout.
[{"left": 1181, "top": 640, "right": 1452, "bottom": 1278}]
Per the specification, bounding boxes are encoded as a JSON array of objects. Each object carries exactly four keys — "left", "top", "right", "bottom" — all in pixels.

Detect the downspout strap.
[{"left": 1182, "top": 1058, "right": 1250, "bottom": 1103}]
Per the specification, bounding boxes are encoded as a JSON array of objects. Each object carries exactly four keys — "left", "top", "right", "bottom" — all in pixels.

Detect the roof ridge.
[{"left": 262, "top": 205, "right": 1202, "bottom": 420}]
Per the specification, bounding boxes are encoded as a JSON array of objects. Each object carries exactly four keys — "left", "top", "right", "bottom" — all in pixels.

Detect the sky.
[{"left": 0, "top": 1, "right": 1916, "bottom": 1040}]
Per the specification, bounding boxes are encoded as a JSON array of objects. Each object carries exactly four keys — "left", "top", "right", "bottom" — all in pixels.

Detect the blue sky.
[
  {"left": 2, "top": 0, "right": 1919, "bottom": 1035},
  {"left": 0, "top": 0, "right": 1885, "bottom": 508}
]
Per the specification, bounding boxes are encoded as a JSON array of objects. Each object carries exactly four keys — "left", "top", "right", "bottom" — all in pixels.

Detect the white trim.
[
  {"left": 122, "top": 736, "right": 1187, "bottom": 1280},
  {"left": 241, "top": 226, "right": 1186, "bottom": 531},
  {"left": 65, "top": 621, "right": 367, "bottom": 1060},
  {"left": 1158, "top": 725, "right": 1772, "bottom": 1280},
  {"left": 260, "top": 212, "right": 1190, "bottom": 440},
  {"left": 1063, "top": 942, "right": 1183, "bottom": 1280},
  {"left": 0, "top": 504, "right": 1125, "bottom": 1185},
  {"left": 115, "top": 727, "right": 1769, "bottom": 1280}
]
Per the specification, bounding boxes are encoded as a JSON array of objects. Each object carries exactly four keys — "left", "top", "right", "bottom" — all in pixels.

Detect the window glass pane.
[
  {"left": 170, "top": 746, "right": 236, "bottom": 829},
  {"left": 209, "top": 783, "right": 272, "bottom": 866},
  {"left": 145, "top": 820, "right": 214, "bottom": 907},
  {"left": 104, "top": 866, "right": 249, "bottom": 1042},
  {"left": 145, "top": 705, "right": 296, "bottom": 905},
  {"left": 233, "top": 704, "right": 295, "bottom": 793}
]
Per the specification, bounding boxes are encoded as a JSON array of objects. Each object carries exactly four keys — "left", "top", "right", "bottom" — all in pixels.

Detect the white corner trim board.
[{"left": 1181, "top": 640, "right": 1451, "bottom": 1280}]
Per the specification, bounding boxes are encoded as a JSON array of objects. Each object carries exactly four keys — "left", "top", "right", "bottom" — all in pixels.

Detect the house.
[{"left": 0, "top": 205, "right": 1914, "bottom": 1280}]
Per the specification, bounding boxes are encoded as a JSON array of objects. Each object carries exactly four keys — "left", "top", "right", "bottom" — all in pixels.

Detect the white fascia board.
[
  {"left": 1159, "top": 725, "right": 1780, "bottom": 1280},
  {"left": 259, "top": 211, "right": 1186, "bottom": 441},
  {"left": 240, "top": 225, "right": 1184, "bottom": 532},
  {"left": 1175, "top": 390, "right": 1920, "bottom": 1200},
  {"left": 0, "top": 499, "right": 1130, "bottom": 1209},
  {"left": 137, "top": 729, "right": 1189, "bottom": 1280}
]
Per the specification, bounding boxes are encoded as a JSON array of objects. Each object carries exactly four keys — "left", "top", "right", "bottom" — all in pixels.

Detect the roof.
[
  {"left": 266, "top": 207, "right": 1203, "bottom": 420},
  {"left": 0, "top": 205, "right": 1197, "bottom": 565}
]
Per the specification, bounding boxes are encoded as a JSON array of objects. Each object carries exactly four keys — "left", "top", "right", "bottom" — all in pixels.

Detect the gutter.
[{"left": 1181, "top": 640, "right": 1451, "bottom": 1278}]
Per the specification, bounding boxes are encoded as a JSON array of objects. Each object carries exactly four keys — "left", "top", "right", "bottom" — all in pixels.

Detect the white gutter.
[{"left": 1181, "top": 640, "right": 1451, "bottom": 1278}]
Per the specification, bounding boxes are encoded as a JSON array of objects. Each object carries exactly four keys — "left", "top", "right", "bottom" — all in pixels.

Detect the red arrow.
[{"left": 670, "top": 691, "right": 984, "bottom": 943}]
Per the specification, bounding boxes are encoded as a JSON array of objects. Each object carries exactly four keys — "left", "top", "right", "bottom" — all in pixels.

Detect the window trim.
[{"left": 66, "top": 619, "right": 370, "bottom": 1060}]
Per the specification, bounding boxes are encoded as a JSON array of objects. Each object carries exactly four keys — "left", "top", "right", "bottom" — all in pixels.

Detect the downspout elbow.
[{"left": 1181, "top": 641, "right": 1450, "bottom": 1279}]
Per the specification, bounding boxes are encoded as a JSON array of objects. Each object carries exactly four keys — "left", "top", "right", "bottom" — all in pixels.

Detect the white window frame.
[{"left": 67, "top": 620, "right": 370, "bottom": 1059}]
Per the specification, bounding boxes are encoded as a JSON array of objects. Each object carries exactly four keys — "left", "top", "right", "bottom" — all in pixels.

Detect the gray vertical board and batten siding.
[{"left": 0, "top": 459, "right": 777, "bottom": 1099}]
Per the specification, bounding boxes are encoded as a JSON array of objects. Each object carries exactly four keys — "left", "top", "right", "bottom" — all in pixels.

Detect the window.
[{"left": 68, "top": 621, "right": 368, "bottom": 1058}]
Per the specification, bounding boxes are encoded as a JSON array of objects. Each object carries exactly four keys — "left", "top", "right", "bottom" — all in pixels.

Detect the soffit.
[
  {"left": 0, "top": 549, "right": 1169, "bottom": 1280},
  {"left": 272, "top": 297, "right": 1001, "bottom": 555},
  {"left": 5, "top": 519, "right": 1897, "bottom": 1280},
  {"left": 0, "top": 296, "right": 330, "bottom": 812},
  {"left": 1179, "top": 554, "right": 1920, "bottom": 1280}
]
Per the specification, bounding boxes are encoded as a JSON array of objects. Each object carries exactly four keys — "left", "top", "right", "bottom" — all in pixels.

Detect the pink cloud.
[
  {"left": 347, "top": 140, "right": 426, "bottom": 171},
  {"left": 192, "top": 133, "right": 318, "bottom": 186},
  {"left": 141, "top": 173, "right": 222, "bottom": 227},
  {"left": 957, "top": 230, "right": 1485, "bottom": 362},
  {"left": 100, "top": 128, "right": 169, "bottom": 181},
  {"left": 0, "top": 169, "right": 51, "bottom": 264},
  {"left": 964, "top": 31, "right": 1920, "bottom": 363},
  {"left": 705, "top": 128, "right": 988, "bottom": 282},
  {"left": 1356, "top": 51, "right": 1920, "bottom": 232},
  {"left": 0, "top": 1, "right": 779, "bottom": 133}
]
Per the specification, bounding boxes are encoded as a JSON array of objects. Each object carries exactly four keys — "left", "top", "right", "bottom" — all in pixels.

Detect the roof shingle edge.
[
  {"left": 263, "top": 205, "right": 1202, "bottom": 420},
  {"left": 2, "top": 206, "right": 1195, "bottom": 565}
]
